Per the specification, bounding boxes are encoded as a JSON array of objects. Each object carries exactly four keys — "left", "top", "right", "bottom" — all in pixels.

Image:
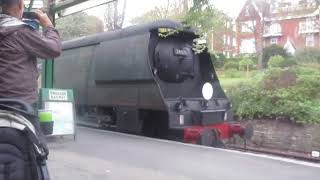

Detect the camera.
[
  {"left": 22, "top": 12, "right": 40, "bottom": 30},
  {"left": 22, "top": 12, "right": 39, "bottom": 20}
]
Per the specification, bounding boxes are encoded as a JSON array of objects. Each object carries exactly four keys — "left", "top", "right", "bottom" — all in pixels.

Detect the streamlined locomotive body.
[{"left": 54, "top": 20, "right": 250, "bottom": 146}]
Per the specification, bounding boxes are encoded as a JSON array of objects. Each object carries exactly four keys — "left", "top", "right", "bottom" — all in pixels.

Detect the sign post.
[{"left": 39, "top": 88, "right": 76, "bottom": 139}]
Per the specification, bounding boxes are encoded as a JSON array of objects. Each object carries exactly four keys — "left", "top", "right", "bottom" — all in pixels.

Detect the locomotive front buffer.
[{"left": 166, "top": 97, "right": 253, "bottom": 146}]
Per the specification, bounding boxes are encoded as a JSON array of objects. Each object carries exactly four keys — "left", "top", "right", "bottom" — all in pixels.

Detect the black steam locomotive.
[{"left": 54, "top": 20, "right": 250, "bottom": 146}]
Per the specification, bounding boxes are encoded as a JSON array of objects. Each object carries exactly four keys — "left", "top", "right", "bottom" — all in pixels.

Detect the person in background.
[{"left": 0, "top": 0, "right": 61, "bottom": 110}]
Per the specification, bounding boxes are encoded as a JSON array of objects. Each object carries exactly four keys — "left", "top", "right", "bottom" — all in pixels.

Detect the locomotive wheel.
[
  {"left": 243, "top": 123, "right": 254, "bottom": 140},
  {"left": 197, "top": 129, "right": 225, "bottom": 147},
  {"left": 197, "top": 128, "right": 215, "bottom": 146}
]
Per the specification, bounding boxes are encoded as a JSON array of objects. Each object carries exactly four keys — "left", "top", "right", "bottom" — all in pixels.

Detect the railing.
[
  {"left": 271, "top": 2, "right": 317, "bottom": 14},
  {"left": 263, "top": 29, "right": 282, "bottom": 37}
]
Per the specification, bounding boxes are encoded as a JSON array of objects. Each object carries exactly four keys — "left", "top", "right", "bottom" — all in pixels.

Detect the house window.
[
  {"left": 299, "top": 22, "right": 307, "bottom": 32},
  {"left": 306, "top": 34, "right": 315, "bottom": 47},
  {"left": 270, "top": 23, "right": 281, "bottom": 34},
  {"left": 240, "top": 38, "right": 256, "bottom": 54},
  {"left": 306, "top": 18, "right": 315, "bottom": 31},
  {"left": 227, "top": 36, "right": 231, "bottom": 45},
  {"left": 226, "top": 21, "right": 230, "bottom": 29},
  {"left": 233, "top": 24, "right": 237, "bottom": 32},
  {"left": 233, "top": 38, "right": 237, "bottom": 46},
  {"left": 299, "top": 18, "right": 317, "bottom": 33},
  {"left": 270, "top": 2, "right": 279, "bottom": 13},
  {"left": 241, "top": 21, "right": 255, "bottom": 33},
  {"left": 223, "top": 35, "right": 227, "bottom": 45},
  {"left": 244, "top": 6, "right": 250, "bottom": 16},
  {"left": 271, "top": 38, "right": 278, "bottom": 44},
  {"left": 226, "top": 52, "right": 230, "bottom": 58},
  {"left": 264, "top": 23, "right": 281, "bottom": 35}
]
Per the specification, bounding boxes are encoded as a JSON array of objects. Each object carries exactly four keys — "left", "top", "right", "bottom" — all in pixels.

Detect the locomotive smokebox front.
[{"left": 150, "top": 28, "right": 246, "bottom": 145}]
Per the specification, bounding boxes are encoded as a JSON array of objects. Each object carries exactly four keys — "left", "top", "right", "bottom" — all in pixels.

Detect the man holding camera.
[{"left": 0, "top": 0, "right": 61, "bottom": 108}]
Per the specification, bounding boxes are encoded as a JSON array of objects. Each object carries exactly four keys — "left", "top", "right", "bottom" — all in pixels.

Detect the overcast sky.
[{"left": 79, "top": 0, "right": 247, "bottom": 26}]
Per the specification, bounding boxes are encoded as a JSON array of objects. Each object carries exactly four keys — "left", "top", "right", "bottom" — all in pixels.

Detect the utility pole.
[{"left": 42, "top": 0, "right": 55, "bottom": 88}]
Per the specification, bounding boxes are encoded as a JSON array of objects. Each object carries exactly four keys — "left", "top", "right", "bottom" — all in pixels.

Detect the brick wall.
[{"left": 228, "top": 119, "right": 320, "bottom": 153}]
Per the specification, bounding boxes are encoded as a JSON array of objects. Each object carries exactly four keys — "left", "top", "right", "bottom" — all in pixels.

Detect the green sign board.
[
  {"left": 40, "top": 88, "right": 74, "bottom": 102},
  {"left": 39, "top": 88, "right": 75, "bottom": 137}
]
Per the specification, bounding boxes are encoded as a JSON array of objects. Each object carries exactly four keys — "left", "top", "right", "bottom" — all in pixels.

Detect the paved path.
[{"left": 48, "top": 127, "right": 320, "bottom": 180}]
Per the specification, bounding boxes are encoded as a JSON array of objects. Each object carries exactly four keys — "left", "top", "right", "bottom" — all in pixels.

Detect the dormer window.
[
  {"left": 270, "top": 23, "right": 281, "bottom": 34},
  {"left": 263, "top": 23, "right": 282, "bottom": 37},
  {"left": 241, "top": 21, "right": 256, "bottom": 33},
  {"left": 245, "top": 6, "right": 250, "bottom": 16},
  {"left": 299, "top": 18, "right": 318, "bottom": 33},
  {"left": 306, "top": 34, "right": 315, "bottom": 47}
]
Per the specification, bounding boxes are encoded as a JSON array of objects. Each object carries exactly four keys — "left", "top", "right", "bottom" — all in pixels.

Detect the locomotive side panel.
[
  {"left": 87, "top": 33, "right": 166, "bottom": 109},
  {"left": 54, "top": 45, "right": 97, "bottom": 105},
  {"left": 93, "top": 33, "right": 153, "bottom": 82}
]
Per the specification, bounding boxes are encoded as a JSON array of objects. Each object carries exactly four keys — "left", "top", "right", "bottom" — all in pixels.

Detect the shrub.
[
  {"left": 236, "top": 54, "right": 258, "bottom": 63},
  {"left": 226, "top": 67, "right": 320, "bottom": 124},
  {"left": 268, "top": 55, "right": 296, "bottom": 68},
  {"left": 224, "top": 69, "right": 243, "bottom": 78},
  {"left": 294, "top": 48, "right": 320, "bottom": 64},
  {"left": 283, "top": 57, "right": 297, "bottom": 67},
  {"left": 268, "top": 55, "right": 285, "bottom": 68},
  {"left": 224, "top": 61, "right": 239, "bottom": 70},
  {"left": 262, "top": 45, "right": 289, "bottom": 68},
  {"left": 239, "top": 58, "right": 254, "bottom": 71},
  {"left": 262, "top": 68, "right": 297, "bottom": 89},
  {"left": 211, "top": 53, "right": 225, "bottom": 69}
]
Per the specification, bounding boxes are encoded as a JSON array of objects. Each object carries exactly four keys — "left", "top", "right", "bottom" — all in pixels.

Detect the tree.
[
  {"left": 183, "top": 0, "right": 225, "bottom": 36},
  {"left": 239, "top": 57, "right": 254, "bottom": 77},
  {"left": 56, "top": 12, "right": 104, "bottom": 41},
  {"left": 104, "top": 0, "right": 127, "bottom": 31},
  {"left": 131, "top": 7, "right": 171, "bottom": 24},
  {"left": 131, "top": 0, "right": 226, "bottom": 52},
  {"left": 295, "top": 48, "right": 320, "bottom": 64},
  {"left": 244, "top": 0, "right": 269, "bottom": 69},
  {"left": 131, "top": 0, "right": 190, "bottom": 25},
  {"left": 262, "top": 45, "right": 289, "bottom": 66}
]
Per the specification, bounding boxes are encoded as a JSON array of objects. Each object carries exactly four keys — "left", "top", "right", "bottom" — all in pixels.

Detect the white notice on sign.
[
  {"left": 44, "top": 101, "right": 75, "bottom": 136},
  {"left": 49, "top": 90, "right": 68, "bottom": 101}
]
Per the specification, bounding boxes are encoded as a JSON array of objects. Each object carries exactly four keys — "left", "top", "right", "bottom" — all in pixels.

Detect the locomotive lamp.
[{"left": 202, "top": 82, "right": 214, "bottom": 100}]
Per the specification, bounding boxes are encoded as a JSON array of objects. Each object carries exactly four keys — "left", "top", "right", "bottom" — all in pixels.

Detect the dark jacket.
[{"left": 0, "top": 14, "right": 61, "bottom": 104}]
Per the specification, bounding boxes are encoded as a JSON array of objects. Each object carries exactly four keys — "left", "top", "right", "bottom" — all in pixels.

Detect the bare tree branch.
[{"left": 104, "top": 0, "right": 127, "bottom": 31}]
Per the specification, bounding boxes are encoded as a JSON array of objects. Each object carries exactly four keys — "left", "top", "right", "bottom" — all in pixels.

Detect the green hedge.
[
  {"left": 295, "top": 48, "right": 320, "bottom": 64},
  {"left": 224, "top": 61, "right": 239, "bottom": 70},
  {"left": 262, "top": 45, "right": 289, "bottom": 68},
  {"left": 226, "top": 67, "right": 320, "bottom": 124},
  {"left": 268, "top": 55, "right": 296, "bottom": 68},
  {"left": 239, "top": 58, "right": 254, "bottom": 70}
]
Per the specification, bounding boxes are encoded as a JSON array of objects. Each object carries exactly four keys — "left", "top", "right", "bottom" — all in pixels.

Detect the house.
[
  {"left": 210, "top": 16, "right": 238, "bottom": 58},
  {"left": 235, "top": 0, "right": 320, "bottom": 55}
]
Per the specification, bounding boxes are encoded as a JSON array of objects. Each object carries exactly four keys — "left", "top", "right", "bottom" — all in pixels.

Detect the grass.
[
  {"left": 217, "top": 70, "right": 252, "bottom": 89},
  {"left": 219, "top": 77, "right": 248, "bottom": 89}
]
